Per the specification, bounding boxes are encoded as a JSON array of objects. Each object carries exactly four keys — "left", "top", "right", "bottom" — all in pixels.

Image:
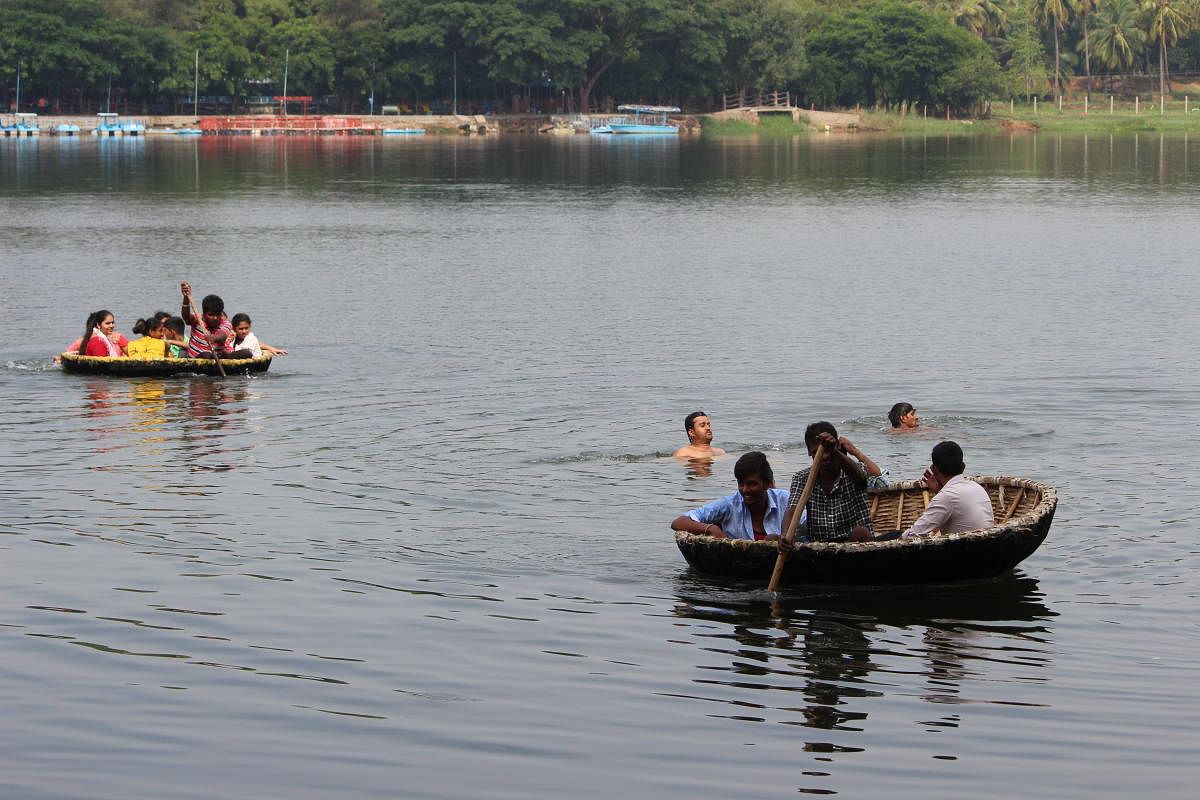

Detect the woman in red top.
[{"left": 78, "top": 310, "right": 122, "bottom": 357}]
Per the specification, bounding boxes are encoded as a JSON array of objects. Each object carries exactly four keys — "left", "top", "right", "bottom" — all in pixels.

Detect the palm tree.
[
  {"left": 931, "top": 0, "right": 1012, "bottom": 38},
  {"left": 1140, "top": 0, "right": 1197, "bottom": 97},
  {"left": 1088, "top": 0, "right": 1148, "bottom": 87},
  {"left": 1038, "top": 0, "right": 1074, "bottom": 93},
  {"left": 1075, "top": 0, "right": 1099, "bottom": 89}
]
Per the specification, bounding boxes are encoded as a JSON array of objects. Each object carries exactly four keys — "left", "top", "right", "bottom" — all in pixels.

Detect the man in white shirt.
[{"left": 901, "top": 441, "right": 995, "bottom": 538}]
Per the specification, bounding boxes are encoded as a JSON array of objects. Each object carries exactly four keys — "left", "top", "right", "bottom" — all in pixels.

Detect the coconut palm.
[
  {"left": 1038, "top": 0, "right": 1074, "bottom": 92},
  {"left": 1140, "top": 0, "right": 1198, "bottom": 96},
  {"left": 1088, "top": 0, "right": 1147, "bottom": 86},
  {"left": 1075, "top": 0, "right": 1099, "bottom": 88},
  {"left": 930, "top": 0, "right": 1012, "bottom": 38}
]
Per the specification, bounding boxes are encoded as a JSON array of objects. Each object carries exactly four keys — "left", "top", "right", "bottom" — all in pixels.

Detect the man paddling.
[
  {"left": 180, "top": 281, "right": 234, "bottom": 358},
  {"left": 673, "top": 411, "right": 727, "bottom": 460},
  {"left": 671, "top": 451, "right": 799, "bottom": 540},
  {"left": 779, "top": 422, "right": 874, "bottom": 547}
]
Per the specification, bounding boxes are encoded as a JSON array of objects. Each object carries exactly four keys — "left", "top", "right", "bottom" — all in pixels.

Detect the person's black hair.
[
  {"left": 201, "top": 294, "right": 224, "bottom": 315},
  {"left": 888, "top": 402, "right": 914, "bottom": 428},
  {"left": 230, "top": 313, "right": 251, "bottom": 327},
  {"left": 132, "top": 314, "right": 166, "bottom": 336},
  {"left": 931, "top": 441, "right": 965, "bottom": 476},
  {"left": 78, "top": 309, "right": 112, "bottom": 355},
  {"left": 804, "top": 421, "right": 837, "bottom": 448},
  {"left": 164, "top": 316, "right": 186, "bottom": 336},
  {"left": 684, "top": 410, "right": 707, "bottom": 434},
  {"left": 733, "top": 451, "right": 773, "bottom": 484}
]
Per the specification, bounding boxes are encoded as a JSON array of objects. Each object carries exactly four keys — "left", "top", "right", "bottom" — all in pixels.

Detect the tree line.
[{"left": 2, "top": 0, "right": 1200, "bottom": 117}]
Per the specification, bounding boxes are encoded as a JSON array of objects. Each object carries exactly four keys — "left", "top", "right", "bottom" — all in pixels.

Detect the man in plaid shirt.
[{"left": 780, "top": 421, "right": 874, "bottom": 545}]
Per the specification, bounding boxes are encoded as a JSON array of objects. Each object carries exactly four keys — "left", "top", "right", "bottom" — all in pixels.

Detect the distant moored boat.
[
  {"left": 609, "top": 105, "right": 680, "bottom": 135},
  {"left": 94, "top": 112, "right": 146, "bottom": 137}
]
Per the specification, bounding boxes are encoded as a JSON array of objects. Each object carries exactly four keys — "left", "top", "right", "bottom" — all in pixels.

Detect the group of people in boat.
[
  {"left": 669, "top": 408, "right": 995, "bottom": 547},
  {"left": 61, "top": 282, "right": 287, "bottom": 362}
]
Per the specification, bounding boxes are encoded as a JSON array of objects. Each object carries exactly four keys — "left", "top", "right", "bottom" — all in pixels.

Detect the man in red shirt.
[{"left": 180, "top": 281, "right": 234, "bottom": 358}]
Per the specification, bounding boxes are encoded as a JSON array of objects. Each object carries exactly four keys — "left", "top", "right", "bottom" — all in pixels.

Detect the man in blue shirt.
[{"left": 671, "top": 451, "right": 800, "bottom": 540}]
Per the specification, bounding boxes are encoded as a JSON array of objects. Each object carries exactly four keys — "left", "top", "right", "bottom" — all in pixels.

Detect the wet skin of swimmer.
[
  {"left": 888, "top": 402, "right": 920, "bottom": 430},
  {"left": 673, "top": 411, "right": 727, "bottom": 460}
]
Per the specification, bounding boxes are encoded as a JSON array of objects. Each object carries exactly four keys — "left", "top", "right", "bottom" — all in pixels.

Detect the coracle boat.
[
  {"left": 675, "top": 476, "right": 1057, "bottom": 585},
  {"left": 60, "top": 352, "right": 272, "bottom": 377}
]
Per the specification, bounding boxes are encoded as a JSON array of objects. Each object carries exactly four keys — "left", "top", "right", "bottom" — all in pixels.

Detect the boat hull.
[
  {"left": 609, "top": 124, "right": 678, "bottom": 135},
  {"left": 675, "top": 477, "right": 1056, "bottom": 585},
  {"left": 60, "top": 353, "right": 272, "bottom": 377}
]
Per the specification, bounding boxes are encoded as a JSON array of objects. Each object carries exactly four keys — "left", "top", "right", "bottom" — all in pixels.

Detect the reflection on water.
[
  {"left": 3, "top": 132, "right": 1200, "bottom": 197},
  {"left": 669, "top": 575, "right": 1055, "bottom": 784},
  {"left": 2, "top": 133, "right": 1197, "bottom": 799},
  {"left": 76, "top": 377, "right": 254, "bottom": 475}
]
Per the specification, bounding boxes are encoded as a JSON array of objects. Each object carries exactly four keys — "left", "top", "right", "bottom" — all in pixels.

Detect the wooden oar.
[
  {"left": 1002, "top": 486, "right": 1026, "bottom": 522},
  {"left": 185, "top": 290, "right": 225, "bottom": 377},
  {"left": 767, "top": 444, "right": 825, "bottom": 594}
]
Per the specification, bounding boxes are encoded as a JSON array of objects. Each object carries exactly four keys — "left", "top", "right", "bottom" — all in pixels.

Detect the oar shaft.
[{"left": 767, "top": 444, "right": 825, "bottom": 593}]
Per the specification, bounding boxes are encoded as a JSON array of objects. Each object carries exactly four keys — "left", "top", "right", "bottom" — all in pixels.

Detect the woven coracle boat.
[
  {"left": 675, "top": 476, "right": 1057, "bottom": 585},
  {"left": 60, "top": 353, "right": 273, "bottom": 377}
]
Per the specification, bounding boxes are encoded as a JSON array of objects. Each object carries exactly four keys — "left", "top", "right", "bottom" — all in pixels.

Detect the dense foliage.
[{"left": 1, "top": 0, "right": 1198, "bottom": 116}]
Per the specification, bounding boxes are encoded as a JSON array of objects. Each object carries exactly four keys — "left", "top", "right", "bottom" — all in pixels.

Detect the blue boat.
[
  {"left": 382, "top": 128, "right": 425, "bottom": 136},
  {"left": 609, "top": 105, "right": 680, "bottom": 135},
  {"left": 94, "top": 112, "right": 145, "bottom": 136},
  {"left": 55, "top": 122, "right": 81, "bottom": 136},
  {"left": 175, "top": 128, "right": 203, "bottom": 136},
  {"left": 589, "top": 115, "right": 629, "bottom": 135},
  {"left": 1, "top": 112, "right": 41, "bottom": 137}
]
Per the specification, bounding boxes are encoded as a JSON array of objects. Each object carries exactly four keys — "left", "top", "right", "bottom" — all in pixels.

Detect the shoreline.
[{"left": 8, "top": 107, "right": 1200, "bottom": 139}]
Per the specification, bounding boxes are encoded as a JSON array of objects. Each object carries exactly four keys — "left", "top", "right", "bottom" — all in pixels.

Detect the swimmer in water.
[
  {"left": 888, "top": 402, "right": 920, "bottom": 431},
  {"left": 673, "top": 411, "right": 727, "bottom": 460}
]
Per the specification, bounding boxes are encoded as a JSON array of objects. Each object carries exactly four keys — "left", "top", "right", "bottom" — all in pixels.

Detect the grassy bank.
[
  {"left": 855, "top": 110, "right": 1004, "bottom": 135},
  {"left": 856, "top": 100, "right": 1200, "bottom": 134},
  {"left": 702, "top": 114, "right": 808, "bottom": 136},
  {"left": 992, "top": 99, "right": 1200, "bottom": 133}
]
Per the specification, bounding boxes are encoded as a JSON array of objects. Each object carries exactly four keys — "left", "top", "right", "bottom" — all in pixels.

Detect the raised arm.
[
  {"left": 180, "top": 281, "right": 199, "bottom": 327},
  {"left": 839, "top": 437, "right": 881, "bottom": 477},
  {"left": 816, "top": 432, "right": 867, "bottom": 487}
]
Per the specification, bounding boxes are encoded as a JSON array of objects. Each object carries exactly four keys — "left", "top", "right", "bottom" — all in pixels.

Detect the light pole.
[{"left": 282, "top": 48, "right": 289, "bottom": 116}]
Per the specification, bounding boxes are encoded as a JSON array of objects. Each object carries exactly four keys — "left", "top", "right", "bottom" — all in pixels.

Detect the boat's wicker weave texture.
[
  {"left": 60, "top": 354, "right": 272, "bottom": 376},
  {"left": 675, "top": 477, "right": 1057, "bottom": 585}
]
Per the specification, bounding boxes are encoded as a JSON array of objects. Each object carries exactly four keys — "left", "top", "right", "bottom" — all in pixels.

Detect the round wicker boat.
[
  {"left": 675, "top": 476, "right": 1057, "bottom": 586},
  {"left": 60, "top": 352, "right": 272, "bottom": 377}
]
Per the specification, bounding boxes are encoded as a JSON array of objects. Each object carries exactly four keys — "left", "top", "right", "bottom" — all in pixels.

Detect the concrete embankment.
[{"left": 705, "top": 107, "right": 863, "bottom": 130}]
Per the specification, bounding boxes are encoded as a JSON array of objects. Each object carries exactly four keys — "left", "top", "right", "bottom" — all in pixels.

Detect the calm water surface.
[{"left": 1, "top": 133, "right": 1198, "bottom": 798}]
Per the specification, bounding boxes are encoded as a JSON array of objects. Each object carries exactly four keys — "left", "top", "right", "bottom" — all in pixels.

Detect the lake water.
[{"left": 1, "top": 132, "right": 1198, "bottom": 798}]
